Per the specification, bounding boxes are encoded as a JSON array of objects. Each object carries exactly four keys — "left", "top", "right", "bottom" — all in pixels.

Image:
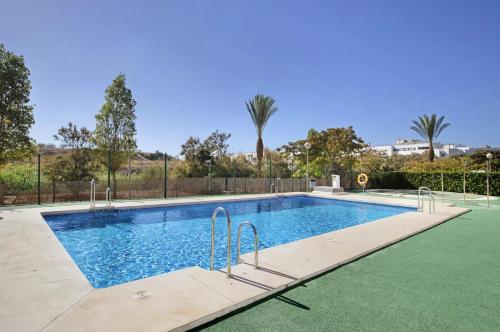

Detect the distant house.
[
  {"left": 369, "top": 138, "right": 479, "bottom": 158},
  {"left": 228, "top": 152, "right": 258, "bottom": 164}
]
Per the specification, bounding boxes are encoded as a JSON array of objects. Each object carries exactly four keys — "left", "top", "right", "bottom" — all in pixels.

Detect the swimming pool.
[{"left": 43, "top": 196, "right": 413, "bottom": 288}]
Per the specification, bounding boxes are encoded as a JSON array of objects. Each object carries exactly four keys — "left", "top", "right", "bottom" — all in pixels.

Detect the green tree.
[
  {"left": 356, "top": 149, "right": 387, "bottom": 174},
  {"left": 49, "top": 122, "right": 95, "bottom": 181},
  {"left": 178, "top": 136, "right": 208, "bottom": 177},
  {"left": 245, "top": 94, "right": 278, "bottom": 177},
  {"left": 279, "top": 127, "right": 365, "bottom": 187},
  {"left": 179, "top": 130, "right": 232, "bottom": 177},
  {"left": 93, "top": 74, "right": 137, "bottom": 196},
  {"left": 263, "top": 149, "right": 293, "bottom": 178},
  {"left": 470, "top": 150, "right": 499, "bottom": 172},
  {"left": 219, "top": 155, "right": 256, "bottom": 178},
  {"left": 204, "top": 130, "right": 231, "bottom": 159},
  {"left": 181, "top": 137, "right": 203, "bottom": 163},
  {"left": 0, "top": 44, "right": 35, "bottom": 163},
  {"left": 410, "top": 114, "right": 450, "bottom": 162}
]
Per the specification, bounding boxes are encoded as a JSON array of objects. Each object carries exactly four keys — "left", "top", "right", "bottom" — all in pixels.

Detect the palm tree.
[
  {"left": 245, "top": 94, "right": 278, "bottom": 177},
  {"left": 410, "top": 114, "right": 450, "bottom": 162}
]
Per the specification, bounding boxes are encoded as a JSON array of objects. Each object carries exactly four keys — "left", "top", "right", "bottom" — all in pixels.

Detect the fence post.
[
  {"left": 37, "top": 153, "right": 41, "bottom": 205},
  {"left": 232, "top": 161, "right": 236, "bottom": 193},
  {"left": 209, "top": 161, "right": 213, "bottom": 196},
  {"left": 164, "top": 154, "right": 168, "bottom": 199},
  {"left": 268, "top": 158, "right": 272, "bottom": 193},
  {"left": 128, "top": 149, "right": 131, "bottom": 199},
  {"left": 107, "top": 149, "right": 111, "bottom": 193},
  {"left": 52, "top": 180, "right": 56, "bottom": 203},
  {"left": 463, "top": 160, "right": 467, "bottom": 203}
]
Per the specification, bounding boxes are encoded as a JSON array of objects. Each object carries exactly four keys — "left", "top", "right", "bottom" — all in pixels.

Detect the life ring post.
[{"left": 357, "top": 173, "right": 369, "bottom": 192}]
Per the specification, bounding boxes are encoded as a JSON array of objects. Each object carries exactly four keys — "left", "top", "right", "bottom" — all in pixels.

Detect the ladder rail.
[
  {"left": 210, "top": 207, "right": 232, "bottom": 277},
  {"left": 417, "top": 186, "right": 435, "bottom": 213},
  {"left": 236, "top": 221, "right": 259, "bottom": 268},
  {"left": 105, "top": 187, "right": 111, "bottom": 208},
  {"left": 90, "top": 179, "right": 96, "bottom": 212}
]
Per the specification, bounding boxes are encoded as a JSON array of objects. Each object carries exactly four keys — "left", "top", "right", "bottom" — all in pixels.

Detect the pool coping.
[{"left": 0, "top": 192, "right": 470, "bottom": 331}]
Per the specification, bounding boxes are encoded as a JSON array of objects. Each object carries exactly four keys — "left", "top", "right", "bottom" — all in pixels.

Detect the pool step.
[{"left": 313, "top": 186, "right": 344, "bottom": 193}]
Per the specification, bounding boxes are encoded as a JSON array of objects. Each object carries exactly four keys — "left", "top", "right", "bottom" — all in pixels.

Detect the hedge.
[{"left": 368, "top": 171, "right": 500, "bottom": 196}]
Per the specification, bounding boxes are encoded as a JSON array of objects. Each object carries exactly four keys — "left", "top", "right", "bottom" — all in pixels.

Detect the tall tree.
[
  {"left": 50, "top": 122, "right": 95, "bottom": 181},
  {"left": 0, "top": 44, "right": 35, "bottom": 163},
  {"left": 204, "top": 130, "right": 231, "bottom": 159},
  {"left": 279, "top": 127, "right": 366, "bottom": 181},
  {"left": 179, "top": 130, "right": 231, "bottom": 177},
  {"left": 93, "top": 74, "right": 137, "bottom": 196},
  {"left": 410, "top": 114, "right": 450, "bottom": 162},
  {"left": 245, "top": 94, "right": 278, "bottom": 177},
  {"left": 181, "top": 137, "right": 204, "bottom": 164},
  {"left": 54, "top": 122, "right": 92, "bottom": 150}
]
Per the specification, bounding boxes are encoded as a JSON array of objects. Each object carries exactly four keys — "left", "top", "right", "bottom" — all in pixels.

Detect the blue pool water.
[{"left": 43, "top": 196, "right": 413, "bottom": 288}]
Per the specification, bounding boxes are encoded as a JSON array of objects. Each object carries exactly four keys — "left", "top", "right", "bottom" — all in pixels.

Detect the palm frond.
[
  {"left": 411, "top": 113, "right": 450, "bottom": 143},
  {"left": 410, "top": 120, "right": 426, "bottom": 138},
  {"left": 245, "top": 94, "right": 278, "bottom": 137},
  {"left": 435, "top": 121, "right": 450, "bottom": 139}
]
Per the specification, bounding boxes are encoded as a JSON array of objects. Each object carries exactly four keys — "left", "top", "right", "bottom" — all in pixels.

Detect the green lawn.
[{"left": 199, "top": 201, "right": 500, "bottom": 331}]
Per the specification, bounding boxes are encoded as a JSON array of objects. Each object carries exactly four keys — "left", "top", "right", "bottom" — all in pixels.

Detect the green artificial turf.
[{"left": 199, "top": 204, "right": 500, "bottom": 331}]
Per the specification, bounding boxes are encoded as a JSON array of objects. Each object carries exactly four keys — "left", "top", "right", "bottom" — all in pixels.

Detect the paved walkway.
[{"left": 0, "top": 193, "right": 470, "bottom": 331}]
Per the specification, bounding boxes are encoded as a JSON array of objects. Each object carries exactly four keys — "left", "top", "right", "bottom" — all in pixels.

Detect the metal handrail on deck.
[
  {"left": 89, "top": 179, "right": 96, "bottom": 212},
  {"left": 105, "top": 187, "right": 111, "bottom": 208},
  {"left": 237, "top": 221, "right": 259, "bottom": 268},
  {"left": 418, "top": 186, "right": 435, "bottom": 213},
  {"left": 210, "top": 207, "right": 232, "bottom": 277}
]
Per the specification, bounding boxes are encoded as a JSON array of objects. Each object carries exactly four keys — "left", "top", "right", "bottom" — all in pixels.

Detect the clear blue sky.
[{"left": 2, "top": 0, "right": 499, "bottom": 155}]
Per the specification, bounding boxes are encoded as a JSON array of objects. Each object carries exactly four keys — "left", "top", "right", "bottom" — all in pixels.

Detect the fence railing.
[{"left": 0, "top": 177, "right": 326, "bottom": 206}]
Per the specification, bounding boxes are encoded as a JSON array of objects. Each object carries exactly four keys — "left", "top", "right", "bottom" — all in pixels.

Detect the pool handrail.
[
  {"left": 417, "top": 186, "right": 435, "bottom": 213},
  {"left": 210, "top": 207, "right": 232, "bottom": 277},
  {"left": 105, "top": 187, "right": 111, "bottom": 208},
  {"left": 89, "top": 179, "right": 96, "bottom": 212},
  {"left": 236, "top": 221, "right": 259, "bottom": 268}
]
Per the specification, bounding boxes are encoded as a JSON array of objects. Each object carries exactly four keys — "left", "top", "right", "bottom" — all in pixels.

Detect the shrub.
[
  {"left": 140, "top": 165, "right": 164, "bottom": 181},
  {"left": 368, "top": 171, "right": 500, "bottom": 196},
  {"left": 0, "top": 164, "right": 37, "bottom": 194}
]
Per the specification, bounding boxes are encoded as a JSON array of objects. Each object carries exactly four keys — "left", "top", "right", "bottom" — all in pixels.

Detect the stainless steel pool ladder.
[
  {"left": 417, "top": 186, "right": 435, "bottom": 213},
  {"left": 210, "top": 207, "right": 232, "bottom": 277},
  {"left": 89, "top": 179, "right": 96, "bottom": 212},
  {"left": 210, "top": 207, "right": 260, "bottom": 277},
  {"left": 237, "top": 221, "right": 259, "bottom": 268}
]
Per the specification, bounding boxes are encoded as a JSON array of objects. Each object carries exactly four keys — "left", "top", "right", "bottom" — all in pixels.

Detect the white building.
[
  {"left": 228, "top": 152, "right": 258, "bottom": 164},
  {"left": 369, "top": 139, "right": 474, "bottom": 158}
]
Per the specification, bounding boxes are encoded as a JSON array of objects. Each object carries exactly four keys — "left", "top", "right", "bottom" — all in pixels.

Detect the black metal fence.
[
  {"left": 0, "top": 176, "right": 325, "bottom": 205},
  {"left": 0, "top": 150, "right": 335, "bottom": 206}
]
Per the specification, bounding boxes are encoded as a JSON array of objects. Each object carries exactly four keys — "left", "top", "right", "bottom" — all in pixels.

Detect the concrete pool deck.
[{"left": 0, "top": 193, "right": 469, "bottom": 331}]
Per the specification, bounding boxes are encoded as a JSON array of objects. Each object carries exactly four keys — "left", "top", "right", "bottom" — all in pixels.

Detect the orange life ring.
[{"left": 357, "top": 173, "right": 369, "bottom": 186}]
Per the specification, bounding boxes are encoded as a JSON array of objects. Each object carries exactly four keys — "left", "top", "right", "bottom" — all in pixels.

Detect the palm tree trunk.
[
  {"left": 429, "top": 141, "right": 435, "bottom": 162},
  {"left": 256, "top": 137, "right": 263, "bottom": 178}
]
